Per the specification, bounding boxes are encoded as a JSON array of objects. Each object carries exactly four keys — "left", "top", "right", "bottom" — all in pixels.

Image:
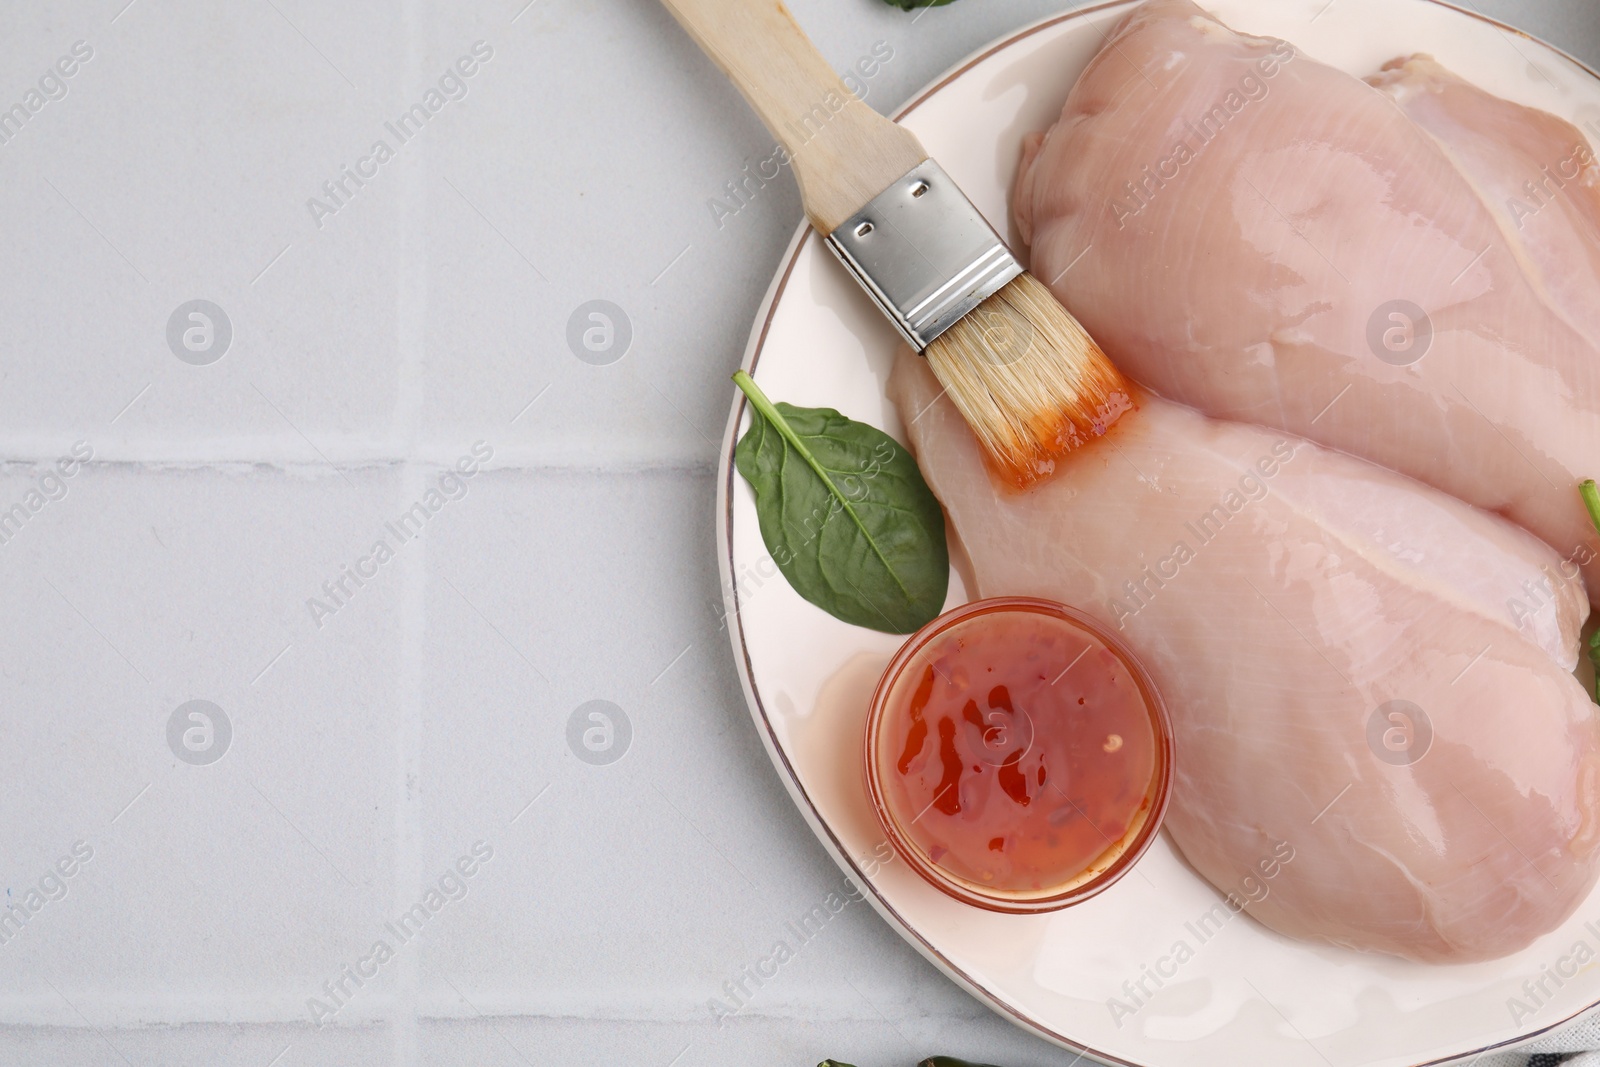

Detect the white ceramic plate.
[{"left": 716, "top": 2, "right": 1600, "bottom": 1064}]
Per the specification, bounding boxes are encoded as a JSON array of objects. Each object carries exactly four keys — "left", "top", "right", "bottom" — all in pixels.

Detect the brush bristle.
[{"left": 923, "top": 272, "right": 1134, "bottom": 489}]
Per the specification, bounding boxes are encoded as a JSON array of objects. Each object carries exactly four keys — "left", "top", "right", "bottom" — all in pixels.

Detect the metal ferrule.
[{"left": 823, "top": 160, "right": 1024, "bottom": 351}]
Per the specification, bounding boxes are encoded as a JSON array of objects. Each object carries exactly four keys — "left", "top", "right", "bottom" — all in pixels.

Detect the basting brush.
[{"left": 660, "top": 0, "right": 1133, "bottom": 487}]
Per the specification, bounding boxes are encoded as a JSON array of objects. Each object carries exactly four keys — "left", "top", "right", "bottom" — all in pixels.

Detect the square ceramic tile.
[
  {"left": 0, "top": 463, "right": 402, "bottom": 1008},
  {"left": 412, "top": 469, "right": 787, "bottom": 995},
  {"left": 0, "top": 1022, "right": 391, "bottom": 1067},
  {"left": 412, "top": 0, "right": 803, "bottom": 464},
  {"left": 0, "top": 0, "right": 410, "bottom": 444}
]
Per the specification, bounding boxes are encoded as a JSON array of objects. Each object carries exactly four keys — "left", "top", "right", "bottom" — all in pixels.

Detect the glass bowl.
[{"left": 864, "top": 597, "right": 1173, "bottom": 913}]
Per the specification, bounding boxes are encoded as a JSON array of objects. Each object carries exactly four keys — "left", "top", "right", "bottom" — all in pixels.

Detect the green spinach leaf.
[{"left": 733, "top": 371, "right": 948, "bottom": 634}]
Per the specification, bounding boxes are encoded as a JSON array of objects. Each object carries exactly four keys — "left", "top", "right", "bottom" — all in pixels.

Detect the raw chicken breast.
[
  {"left": 1368, "top": 54, "right": 1600, "bottom": 345},
  {"left": 890, "top": 350, "right": 1600, "bottom": 962},
  {"left": 1014, "top": 0, "right": 1600, "bottom": 593}
]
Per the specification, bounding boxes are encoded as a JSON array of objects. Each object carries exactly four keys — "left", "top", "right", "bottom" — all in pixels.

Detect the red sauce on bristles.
[{"left": 923, "top": 272, "right": 1136, "bottom": 490}]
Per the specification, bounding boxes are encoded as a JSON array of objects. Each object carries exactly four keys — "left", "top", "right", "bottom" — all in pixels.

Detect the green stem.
[
  {"left": 1589, "top": 631, "right": 1600, "bottom": 705},
  {"left": 731, "top": 370, "right": 912, "bottom": 601},
  {"left": 1583, "top": 479, "right": 1600, "bottom": 532},
  {"left": 1581, "top": 480, "right": 1600, "bottom": 703}
]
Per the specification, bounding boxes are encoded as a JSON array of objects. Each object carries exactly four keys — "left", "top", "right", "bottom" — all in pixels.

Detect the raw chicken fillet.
[
  {"left": 891, "top": 352, "right": 1600, "bottom": 962},
  {"left": 1014, "top": 0, "right": 1600, "bottom": 593}
]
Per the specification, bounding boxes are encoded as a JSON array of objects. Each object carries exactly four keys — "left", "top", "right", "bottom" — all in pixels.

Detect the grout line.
[
  {"left": 0, "top": 447, "right": 718, "bottom": 473},
  {"left": 42, "top": 979, "right": 133, "bottom": 1066},
  {"left": 393, "top": 461, "right": 428, "bottom": 1067},
  {"left": 250, "top": 383, "right": 360, "bottom": 490},
  {"left": 440, "top": 977, "right": 540, "bottom": 1066},
  {"left": 840, "top": 977, "right": 923, "bottom": 1062},
  {"left": 0, "top": 994, "right": 975, "bottom": 1026},
  {"left": 393, "top": 9, "right": 428, "bottom": 1055}
]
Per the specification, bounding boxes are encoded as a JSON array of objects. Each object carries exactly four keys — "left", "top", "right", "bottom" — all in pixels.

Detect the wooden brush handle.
[{"left": 660, "top": 0, "right": 928, "bottom": 234}]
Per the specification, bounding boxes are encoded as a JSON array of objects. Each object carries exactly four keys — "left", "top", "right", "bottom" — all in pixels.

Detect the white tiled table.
[{"left": 0, "top": 2, "right": 1595, "bottom": 1065}]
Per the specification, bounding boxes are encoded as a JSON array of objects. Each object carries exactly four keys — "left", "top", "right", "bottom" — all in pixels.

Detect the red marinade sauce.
[{"left": 879, "top": 606, "right": 1158, "bottom": 894}]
